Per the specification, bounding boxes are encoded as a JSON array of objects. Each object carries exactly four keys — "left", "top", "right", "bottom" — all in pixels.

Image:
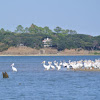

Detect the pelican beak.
[{"left": 42, "top": 61, "right": 44, "bottom": 64}]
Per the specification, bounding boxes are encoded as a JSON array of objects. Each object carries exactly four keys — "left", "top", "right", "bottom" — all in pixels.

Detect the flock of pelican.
[{"left": 42, "top": 59, "right": 100, "bottom": 71}]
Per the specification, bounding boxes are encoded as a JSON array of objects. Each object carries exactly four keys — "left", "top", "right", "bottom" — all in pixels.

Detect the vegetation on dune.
[{"left": 0, "top": 24, "right": 100, "bottom": 51}]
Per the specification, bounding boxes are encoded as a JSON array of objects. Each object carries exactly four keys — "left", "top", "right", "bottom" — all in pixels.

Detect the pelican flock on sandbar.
[{"left": 42, "top": 59, "right": 100, "bottom": 71}]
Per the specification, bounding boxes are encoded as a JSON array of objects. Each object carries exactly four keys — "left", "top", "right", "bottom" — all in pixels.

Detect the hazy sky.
[{"left": 0, "top": 0, "right": 100, "bottom": 36}]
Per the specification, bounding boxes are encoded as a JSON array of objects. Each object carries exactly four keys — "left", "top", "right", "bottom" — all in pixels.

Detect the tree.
[
  {"left": 15, "top": 25, "right": 24, "bottom": 33},
  {"left": 6, "top": 30, "right": 11, "bottom": 33},
  {"left": 69, "top": 30, "right": 77, "bottom": 34},
  {"left": 61, "top": 29, "right": 69, "bottom": 34},
  {"left": 28, "top": 24, "right": 38, "bottom": 33},
  {"left": 24, "top": 27, "right": 29, "bottom": 33},
  {"left": 0, "top": 28, "right": 5, "bottom": 33},
  {"left": 43, "top": 26, "right": 52, "bottom": 34},
  {"left": 54, "top": 26, "right": 62, "bottom": 33}
]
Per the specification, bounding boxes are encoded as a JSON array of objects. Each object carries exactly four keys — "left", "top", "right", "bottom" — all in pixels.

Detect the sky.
[{"left": 0, "top": 0, "right": 100, "bottom": 36}]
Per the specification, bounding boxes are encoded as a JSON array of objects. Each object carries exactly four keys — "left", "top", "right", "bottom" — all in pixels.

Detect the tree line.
[{"left": 0, "top": 24, "right": 100, "bottom": 51}]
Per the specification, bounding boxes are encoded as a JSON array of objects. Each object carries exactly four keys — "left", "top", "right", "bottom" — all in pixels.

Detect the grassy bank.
[{"left": 0, "top": 46, "right": 100, "bottom": 56}]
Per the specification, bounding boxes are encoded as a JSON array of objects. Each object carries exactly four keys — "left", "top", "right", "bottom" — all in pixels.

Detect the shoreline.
[
  {"left": 0, "top": 46, "right": 100, "bottom": 56},
  {"left": 0, "top": 54, "right": 99, "bottom": 56}
]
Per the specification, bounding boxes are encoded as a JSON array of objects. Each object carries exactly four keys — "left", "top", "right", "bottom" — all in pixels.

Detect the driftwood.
[{"left": 2, "top": 72, "right": 9, "bottom": 78}]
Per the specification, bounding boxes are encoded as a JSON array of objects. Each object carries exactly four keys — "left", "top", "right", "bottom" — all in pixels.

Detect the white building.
[{"left": 42, "top": 38, "right": 52, "bottom": 47}]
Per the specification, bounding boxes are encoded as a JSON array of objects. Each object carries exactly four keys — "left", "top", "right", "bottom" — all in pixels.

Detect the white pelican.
[
  {"left": 48, "top": 62, "right": 55, "bottom": 69},
  {"left": 11, "top": 63, "right": 17, "bottom": 72},
  {"left": 62, "top": 61, "right": 68, "bottom": 67},
  {"left": 54, "top": 61, "right": 57, "bottom": 66},
  {"left": 42, "top": 61, "right": 51, "bottom": 70},
  {"left": 55, "top": 61, "right": 62, "bottom": 70}
]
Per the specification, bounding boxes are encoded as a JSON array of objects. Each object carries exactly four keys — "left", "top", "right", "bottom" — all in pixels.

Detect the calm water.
[{"left": 0, "top": 56, "right": 100, "bottom": 100}]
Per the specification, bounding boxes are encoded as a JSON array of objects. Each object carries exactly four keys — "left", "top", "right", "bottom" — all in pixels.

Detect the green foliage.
[
  {"left": 0, "top": 24, "right": 99, "bottom": 52},
  {"left": 0, "top": 28, "right": 5, "bottom": 33},
  {"left": 24, "top": 27, "right": 29, "bottom": 33},
  {"left": 15, "top": 25, "right": 24, "bottom": 33},
  {"left": 43, "top": 26, "right": 52, "bottom": 34},
  {"left": 28, "top": 24, "right": 44, "bottom": 34},
  {"left": 54, "top": 26, "right": 62, "bottom": 33},
  {"left": 94, "top": 52, "right": 100, "bottom": 55},
  {"left": 0, "top": 42, "right": 9, "bottom": 52}
]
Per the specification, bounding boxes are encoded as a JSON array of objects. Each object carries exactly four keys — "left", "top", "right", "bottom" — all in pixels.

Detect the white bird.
[
  {"left": 48, "top": 62, "right": 55, "bottom": 69},
  {"left": 55, "top": 61, "right": 62, "bottom": 70},
  {"left": 42, "top": 61, "right": 51, "bottom": 70},
  {"left": 11, "top": 63, "right": 17, "bottom": 72}
]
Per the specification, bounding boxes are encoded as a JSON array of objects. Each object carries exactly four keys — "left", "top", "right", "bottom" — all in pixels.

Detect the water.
[{"left": 0, "top": 56, "right": 100, "bottom": 100}]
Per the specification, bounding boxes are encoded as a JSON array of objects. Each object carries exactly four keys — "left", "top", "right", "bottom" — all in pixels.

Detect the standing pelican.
[
  {"left": 42, "top": 61, "right": 51, "bottom": 70},
  {"left": 48, "top": 62, "right": 55, "bottom": 69},
  {"left": 55, "top": 61, "right": 62, "bottom": 70},
  {"left": 11, "top": 63, "right": 17, "bottom": 72}
]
